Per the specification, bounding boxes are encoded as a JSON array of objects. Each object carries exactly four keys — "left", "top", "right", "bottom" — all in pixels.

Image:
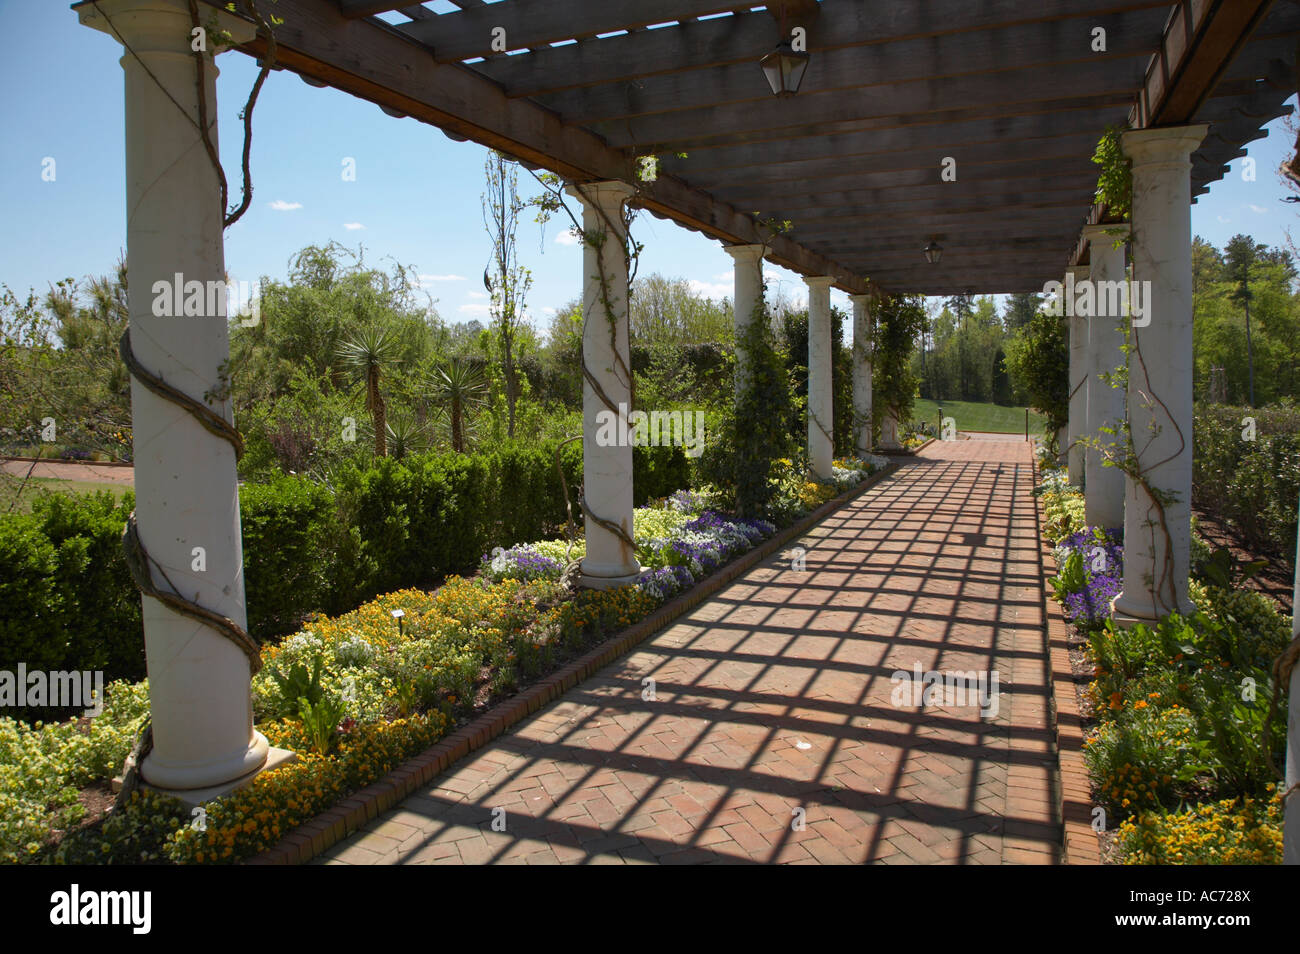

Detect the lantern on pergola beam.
[
  {"left": 923, "top": 240, "right": 943, "bottom": 264},
  {"left": 760, "top": 41, "right": 810, "bottom": 97},
  {"left": 760, "top": 2, "right": 811, "bottom": 97}
]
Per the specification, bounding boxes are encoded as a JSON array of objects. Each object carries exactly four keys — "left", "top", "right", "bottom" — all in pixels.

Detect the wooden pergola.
[
  {"left": 236, "top": 0, "right": 1293, "bottom": 296},
  {"left": 74, "top": 0, "right": 1299, "bottom": 863}
]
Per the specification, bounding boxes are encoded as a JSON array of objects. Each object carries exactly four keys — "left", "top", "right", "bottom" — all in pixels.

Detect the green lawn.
[
  {"left": 0, "top": 476, "right": 130, "bottom": 513},
  {"left": 910, "top": 399, "right": 1048, "bottom": 436}
]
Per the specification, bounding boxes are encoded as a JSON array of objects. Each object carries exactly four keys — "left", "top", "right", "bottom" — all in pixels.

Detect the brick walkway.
[{"left": 317, "top": 439, "right": 1059, "bottom": 865}]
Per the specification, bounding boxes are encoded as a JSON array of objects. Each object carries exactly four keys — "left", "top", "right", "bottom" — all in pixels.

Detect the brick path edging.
[
  {"left": 1032, "top": 462, "right": 1102, "bottom": 865},
  {"left": 246, "top": 464, "right": 901, "bottom": 865}
]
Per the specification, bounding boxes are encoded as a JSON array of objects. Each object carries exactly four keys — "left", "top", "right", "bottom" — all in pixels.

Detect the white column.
[
  {"left": 849, "top": 293, "right": 873, "bottom": 458},
  {"left": 805, "top": 276, "right": 835, "bottom": 479},
  {"left": 1082, "top": 223, "right": 1130, "bottom": 531},
  {"left": 1111, "top": 125, "right": 1207, "bottom": 626},
  {"left": 724, "top": 244, "right": 765, "bottom": 399},
  {"left": 1066, "top": 264, "right": 1089, "bottom": 486},
  {"left": 566, "top": 180, "right": 641, "bottom": 588},
  {"left": 1285, "top": 496, "right": 1300, "bottom": 865},
  {"left": 79, "top": 0, "right": 267, "bottom": 789}
]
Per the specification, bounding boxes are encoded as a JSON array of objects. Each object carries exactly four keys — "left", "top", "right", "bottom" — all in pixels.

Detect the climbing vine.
[
  {"left": 870, "top": 294, "right": 926, "bottom": 434},
  {"left": 1092, "top": 124, "right": 1133, "bottom": 221}
]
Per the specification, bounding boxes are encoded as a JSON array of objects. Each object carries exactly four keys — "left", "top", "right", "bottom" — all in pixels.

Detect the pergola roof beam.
[
  {"left": 470, "top": 2, "right": 1170, "bottom": 100},
  {"left": 540, "top": 14, "right": 1166, "bottom": 125},
  {"left": 682, "top": 133, "right": 1104, "bottom": 188},
  {"left": 587, "top": 58, "right": 1147, "bottom": 148},
  {"left": 210, "top": 0, "right": 868, "bottom": 293},
  {"left": 664, "top": 108, "right": 1128, "bottom": 175}
]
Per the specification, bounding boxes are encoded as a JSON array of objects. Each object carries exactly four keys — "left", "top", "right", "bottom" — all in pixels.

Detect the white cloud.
[
  {"left": 422, "top": 274, "right": 466, "bottom": 282},
  {"left": 555, "top": 229, "right": 580, "bottom": 246},
  {"left": 458, "top": 303, "right": 491, "bottom": 315},
  {"left": 467, "top": 290, "right": 488, "bottom": 299},
  {"left": 688, "top": 278, "right": 731, "bottom": 301},
  {"left": 1248, "top": 204, "right": 1268, "bottom": 214},
  {"left": 343, "top": 222, "right": 366, "bottom": 230},
  {"left": 542, "top": 306, "right": 556, "bottom": 315},
  {"left": 712, "top": 271, "right": 732, "bottom": 282},
  {"left": 1217, "top": 215, "right": 1231, "bottom": 223},
  {"left": 269, "top": 199, "right": 302, "bottom": 211}
]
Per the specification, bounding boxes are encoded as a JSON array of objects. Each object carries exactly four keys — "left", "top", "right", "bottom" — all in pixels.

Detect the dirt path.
[{"left": 1, "top": 457, "right": 135, "bottom": 486}]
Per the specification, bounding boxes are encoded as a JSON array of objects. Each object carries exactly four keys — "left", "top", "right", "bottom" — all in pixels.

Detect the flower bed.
[
  {"left": 4, "top": 462, "right": 904, "bottom": 865},
  {"left": 1035, "top": 466, "right": 1292, "bottom": 864}
]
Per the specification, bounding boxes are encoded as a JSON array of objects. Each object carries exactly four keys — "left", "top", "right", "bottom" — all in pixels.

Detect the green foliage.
[
  {"left": 1083, "top": 580, "right": 1293, "bottom": 823},
  {"left": 1092, "top": 125, "right": 1132, "bottom": 220},
  {"left": 1192, "top": 237, "right": 1298, "bottom": 405},
  {"left": 873, "top": 295, "right": 926, "bottom": 427},
  {"left": 1192, "top": 403, "right": 1299, "bottom": 559},
  {"left": 297, "top": 694, "right": 349, "bottom": 756},
  {"left": 1192, "top": 546, "right": 1267, "bottom": 591},
  {"left": 1048, "top": 548, "right": 1086, "bottom": 602},
  {"left": 1115, "top": 791, "right": 1282, "bottom": 865},
  {"left": 629, "top": 273, "right": 734, "bottom": 347},
  {"left": 240, "top": 477, "right": 338, "bottom": 637},
  {"left": 1004, "top": 307, "right": 1069, "bottom": 449},
  {"left": 700, "top": 295, "right": 798, "bottom": 516},
  {"left": 0, "top": 491, "right": 143, "bottom": 716},
  {"left": 0, "top": 680, "right": 149, "bottom": 864},
  {"left": 267, "top": 656, "right": 327, "bottom": 720}
]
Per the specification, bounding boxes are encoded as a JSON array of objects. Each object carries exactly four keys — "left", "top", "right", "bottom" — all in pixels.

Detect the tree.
[
  {"left": 1003, "top": 292, "right": 1040, "bottom": 333},
  {"left": 337, "top": 326, "right": 400, "bottom": 457},
  {"left": 1004, "top": 308, "right": 1068, "bottom": 452},
  {"left": 946, "top": 292, "right": 973, "bottom": 397},
  {"left": 482, "top": 151, "right": 533, "bottom": 439},
  {"left": 629, "top": 273, "right": 733, "bottom": 346},
  {"left": 428, "top": 358, "right": 489, "bottom": 453},
  {"left": 1224, "top": 234, "right": 1266, "bottom": 407},
  {"left": 874, "top": 295, "right": 926, "bottom": 427}
]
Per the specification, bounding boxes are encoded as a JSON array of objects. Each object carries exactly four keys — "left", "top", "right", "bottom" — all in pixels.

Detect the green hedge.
[
  {"left": 0, "top": 492, "right": 144, "bottom": 701},
  {"left": 1192, "top": 403, "right": 1299, "bottom": 561},
  {"left": 0, "top": 441, "right": 692, "bottom": 712}
]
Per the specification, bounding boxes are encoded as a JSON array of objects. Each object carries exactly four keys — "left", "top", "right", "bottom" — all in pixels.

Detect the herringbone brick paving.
[{"left": 318, "top": 439, "right": 1060, "bottom": 865}]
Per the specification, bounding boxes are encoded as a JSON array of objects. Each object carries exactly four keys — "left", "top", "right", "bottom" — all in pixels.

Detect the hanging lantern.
[
  {"left": 923, "top": 240, "right": 943, "bottom": 264},
  {"left": 760, "top": 41, "right": 810, "bottom": 97}
]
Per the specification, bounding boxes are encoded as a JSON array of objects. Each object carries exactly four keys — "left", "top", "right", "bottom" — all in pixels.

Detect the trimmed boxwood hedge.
[
  {"left": 1192, "top": 403, "right": 1299, "bottom": 561},
  {"left": 0, "top": 440, "right": 691, "bottom": 716}
]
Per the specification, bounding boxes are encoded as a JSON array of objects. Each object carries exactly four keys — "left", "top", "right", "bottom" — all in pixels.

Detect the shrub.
[
  {"left": 0, "top": 491, "right": 143, "bottom": 708},
  {"left": 1192, "top": 403, "right": 1299, "bottom": 560},
  {"left": 240, "top": 477, "right": 338, "bottom": 637},
  {"left": 1115, "top": 790, "right": 1283, "bottom": 865}
]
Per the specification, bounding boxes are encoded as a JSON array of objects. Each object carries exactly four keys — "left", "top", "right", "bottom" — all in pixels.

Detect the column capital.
[
  {"left": 1121, "top": 125, "right": 1209, "bottom": 166},
  {"left": 79, "top": 0, "right": 257, "bottom": 52},
  {"left": 1081, "top": 222, "right": 1130, "bottom": 247},
  {"left": 565, "top": 179, "right": 637, "bottom": 212},
  {"left": 723, "top": 243, "right": 766, "bottom": 263},
  {"left": 848, "top": 292, "right": 873, "bottom": 305},
  {"left": 804, "top": 275, "right": 835, "bottom": 291}
]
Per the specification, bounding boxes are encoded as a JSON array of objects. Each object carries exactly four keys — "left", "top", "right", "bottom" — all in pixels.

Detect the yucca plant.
[
  {"left": 336, "top": 326, "right": 400, "bottom": 457},
  {"left": 384, "top": 412, "right": 429, "bottom": 461},
  {"left": 427, "top": 359, "right": 489, "bottom": 453}
]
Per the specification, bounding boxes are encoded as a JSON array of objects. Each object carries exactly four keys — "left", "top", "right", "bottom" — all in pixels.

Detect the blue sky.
[{"left": 2, "top": 0, "right": 1296, "bottom": 339}]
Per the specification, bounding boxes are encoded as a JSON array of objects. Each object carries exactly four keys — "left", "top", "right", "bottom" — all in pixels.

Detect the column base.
[
  {"left": 140, "top": 729, "right": 271, "bottom": 791},
  {"left": 1110, "top": 591, "right": 1180, "bottom": 630},
  {"left": 580, "top": 570, "right": 643, "bottom": 591},
  {"left": 580, "top": 558, "right": 642, "bottom": 591},
  {"left": 117, "top": 736, "right": 296, "bottom": 808}
]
